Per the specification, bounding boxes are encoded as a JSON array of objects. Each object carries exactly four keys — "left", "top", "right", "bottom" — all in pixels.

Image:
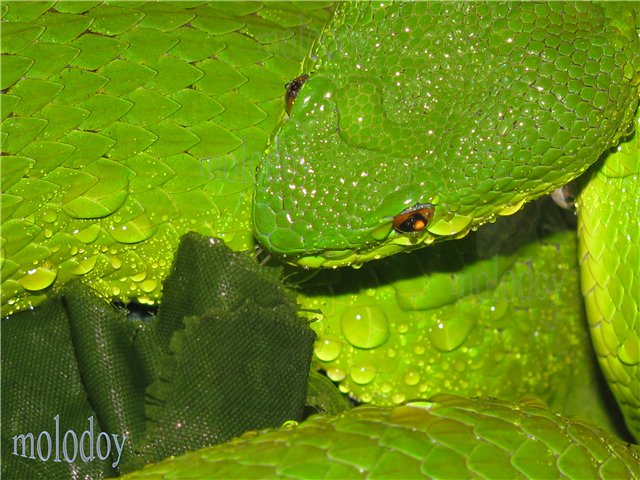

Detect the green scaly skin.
[
  {"left": 578, "top": 114, "right": 640, "bottom": 440},
  {"left": 122, "top": 396, "right": 640, "bottom": 480},
  {"left": 1, "top": 1, "right": 639, "bottom": 477},
  {"left": 1, "top": 1, "right": 331, "bottom": 313},
  {"left": 253, "top": 2, "right": 639, "bottom": 267},
  {"left": 254, "top": 0, "right": 640, "bottom": 441}
]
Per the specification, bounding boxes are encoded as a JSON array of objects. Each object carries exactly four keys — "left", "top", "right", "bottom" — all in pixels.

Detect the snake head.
[
  {"left": 253, "top": 2, "right": 640, "bottom": 268},
  {"left": 253, "top": 73, "right": 448, "bottom": 268}
]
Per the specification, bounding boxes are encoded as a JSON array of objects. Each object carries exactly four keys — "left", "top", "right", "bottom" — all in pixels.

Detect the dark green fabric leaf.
[
  {"left": 138, "top": 233, "right": 316, "bottom": 463},
  {"left": 1, "top": 296, "right": 117, "bottom": 479},
  {"left": 2, "top": 233, "right": 318, "bottom": 477},
  {"left": 62, "top": 282, "right": 159, "bottom": 473},
  {"left": 155, "top": 233, "right": 291, "bottom": 352}
]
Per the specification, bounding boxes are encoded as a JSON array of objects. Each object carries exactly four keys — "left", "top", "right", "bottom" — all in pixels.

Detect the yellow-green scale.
[{"left": 578, "top": 109, "right": 640, "bottom": 439}]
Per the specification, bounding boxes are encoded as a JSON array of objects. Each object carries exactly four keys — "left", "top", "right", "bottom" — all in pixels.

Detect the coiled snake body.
[{"left": 2, "top": 1, "right": 639, "bottom": 477}]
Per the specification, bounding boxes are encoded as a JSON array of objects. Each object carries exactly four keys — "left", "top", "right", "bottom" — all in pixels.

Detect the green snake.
[{"left": 2, "top": 1, "right": 639, "bottom": 477}]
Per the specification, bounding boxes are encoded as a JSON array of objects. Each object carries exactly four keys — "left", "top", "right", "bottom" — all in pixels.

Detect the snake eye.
[
  {"left": 393, "top": 204, "right": 434, "bottom": 233},
  {"left": 285, "top": 73, "right": 309, "bottom": 115}
]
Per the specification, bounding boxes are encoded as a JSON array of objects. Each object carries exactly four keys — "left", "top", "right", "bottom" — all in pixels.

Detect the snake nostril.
[
  {"left": 392, "top": 203, "right": 434, "bottom": 233},
  {"left": 285, "top": 73, "right": 310, "bottom": 115}
]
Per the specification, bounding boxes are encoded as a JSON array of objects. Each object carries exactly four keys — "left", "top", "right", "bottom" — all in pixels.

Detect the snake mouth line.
[
  {"left": 260, "top": 196, "right": 544, "bottom": 269},
  {"left": 264, "top": 225, "right": 438, "bottom": 269}
]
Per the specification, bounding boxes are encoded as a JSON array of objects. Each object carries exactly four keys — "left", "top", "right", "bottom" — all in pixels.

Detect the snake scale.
[{"left": 1, "top": 1, "right": 639, "bottom": 478}]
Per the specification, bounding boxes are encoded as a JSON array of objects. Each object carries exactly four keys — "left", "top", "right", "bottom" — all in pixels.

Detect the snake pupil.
[
  {"left": 392, "top": 204, "right": 434, "bottom": 233},
  {"left": 285, "top": 73, "right": 310, "bottom": 115}
]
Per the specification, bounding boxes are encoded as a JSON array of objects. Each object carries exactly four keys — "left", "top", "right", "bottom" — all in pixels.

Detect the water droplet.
[
  {"left": 19, "top": 266, "right": 57, "bottom": 291},
  {"left": 44, "top": 229, "right": 53, "bottom": 238},
  {"left": 138, "top": 295, "right": 152, "bottom": 305},
  {"left": 340, "top": 306, "right": 390, "bottom": 349},
  {"left": 110, "top": 256, "right": 122, "bottom": 269},
  {"left": 338, "top": 383, "right": 350, "bottom": 394},
  {"left": 428, "top": 311, "right": 477, "bottom": 352},
  {"left": 326, "top": 368, "right": 346, "bottom": 382},
  {"left": 130, "top": 271, "right": 147, "bottom": 282},
  {"left": 109, "top": 220, "right": 156, "bottom": 244},
  {"left": 314, "top": 337, "right": 343, "bottom": 362},
  {"left": 392, "top": 393, "right": 406, "bottom": 404},
  {"left": 72, "top": 255, "right": 98, "bottom": 275},
  {"left": 350, "top": 364, "right": 377, "bottom": 385},
  {"left": 140, "top": 278, "right": 158, "bottom": 293},
  {"left": 404, "top": 370, "right": 420, "bottom": 386},
  {"left": 41, "top": 209, "right": 58, "bottom": 223}
]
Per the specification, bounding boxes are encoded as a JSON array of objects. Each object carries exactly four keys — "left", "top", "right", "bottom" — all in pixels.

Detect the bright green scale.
[{"left": 2, "top": 1, "right": 639, "bottom": 477}]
